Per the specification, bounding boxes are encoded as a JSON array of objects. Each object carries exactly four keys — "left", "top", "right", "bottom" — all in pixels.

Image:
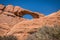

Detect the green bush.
[
  {"left": 27, "top": 25, "right": 60, "bottom": 40},
  {"left": 0, "top": 35, "right": 17, "bottom": 40}
]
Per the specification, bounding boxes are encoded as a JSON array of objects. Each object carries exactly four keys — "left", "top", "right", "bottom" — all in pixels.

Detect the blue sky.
[{"left": 0, "top": 0, "right": 60, "bottom": 19}]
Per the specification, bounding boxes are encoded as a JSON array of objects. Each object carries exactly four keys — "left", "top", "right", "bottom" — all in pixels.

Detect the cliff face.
[
  {"left": 0, "top": 4, "right": 60, "bottom": 40},
  {"left": 7, "top": 11, "right": 60, "bottom": 40}
]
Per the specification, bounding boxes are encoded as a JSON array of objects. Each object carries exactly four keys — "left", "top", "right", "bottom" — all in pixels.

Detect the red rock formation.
[
  {"left": 13, "top": 6, "right": 23, "bottom": 13},
  {"left": 7, "top": 10, "right": 60, "bottom": 40},
  {"left": 0, "top": 10, "right": 2, "bottom": 14},
  {"left": 0, "top": 4, "right": 60, "bottom": 40},
  {"left": 18, "top": 10, "right": 44, "bottom": 18},
  {"left": 0, "top": 4, "right": 5, "bottom": 10},
  {"left": 0, "top": 23, "right": 10, "bottom": 36},
  {"left": 0, "top": 4, "right": 44, "bottom": 18},
  {"left": 4, "top": 5, "right": 14, "bottom": 12}
]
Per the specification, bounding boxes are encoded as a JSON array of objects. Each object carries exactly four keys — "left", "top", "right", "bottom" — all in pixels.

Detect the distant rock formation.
[
  {"left": 0, "top": 4, "right": 60, "bottom": 40},
  {"left": 0, "top": 4, "right": 44, "bottom": 18}
]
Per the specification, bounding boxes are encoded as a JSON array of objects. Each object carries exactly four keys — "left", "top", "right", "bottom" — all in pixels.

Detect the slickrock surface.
[
  {"left": 7, "top": 11, "right": 60, "bottom": 40},
  {"left": 0, "top": 23, "right": 10, "bottom": 36},
  {"left": 0, "top": 13, "right": 27, "bottom": 27},
  {"left": 0, "top": 4, "right": 60, "bottom": 40}
]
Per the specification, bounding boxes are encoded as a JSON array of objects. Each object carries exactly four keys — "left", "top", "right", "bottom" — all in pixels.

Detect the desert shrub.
[
  {"left": 27, "top": 25, "right": 60, "bottom": 40},
  {"left": 0, "top": 35, "right": 17, "bottom": 40},
  {"left": 0, "top": 36, "right": 3, "bottom": 40}
]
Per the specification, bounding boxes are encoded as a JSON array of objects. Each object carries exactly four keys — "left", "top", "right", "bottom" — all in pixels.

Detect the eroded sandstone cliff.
[{"left": 0, "top": 4, "right": 60, "bottom": 40}]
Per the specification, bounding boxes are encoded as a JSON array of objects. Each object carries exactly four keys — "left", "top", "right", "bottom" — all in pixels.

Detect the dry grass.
[
  {"left": 0, "top": 35, "right": 17, "bottom": 40},
  {"left": 27, "top": 25, "right": 60, "bottom": 40}
]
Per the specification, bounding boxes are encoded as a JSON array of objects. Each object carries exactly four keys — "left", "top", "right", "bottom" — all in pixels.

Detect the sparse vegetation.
[
  {"left": 0, "top": 35, "right": 17, "bottom": 40},
  {"left": 27, "top": 25, "right": 60, "bottom": 40}
]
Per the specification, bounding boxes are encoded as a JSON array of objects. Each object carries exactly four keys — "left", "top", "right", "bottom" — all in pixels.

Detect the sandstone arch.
[
  {"left": 15, "top": 10, "right": 43, "bottom": 18},
  {"left": 21, "top": 10, "right": 39, "bottom": 18},
  {"left": 0, "top": 4, "right": 45, "bottom": 19}
]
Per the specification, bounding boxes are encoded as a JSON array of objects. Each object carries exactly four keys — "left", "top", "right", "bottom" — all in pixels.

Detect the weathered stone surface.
[
  {"left": 0, "top": 4, "right": 60, "bottom": 40},
  {"left": 0, "top": 4, "right": 44, "bottom": 19},
  {"left": 13, "top": 6, "right": 23, "bottom": 13},
  {"left": 0, "top": 4, "right": 5, "bottom": 10},
  {"left": 0, "top": 10, "right": 2, "bottom": 14},
  {"left": 34, "top": 12, "right": 45, "bottom": 17},
  {"left": 0, "top": 14, "right": 27, "bottom": 27},
  {"left": 2, "top": 11, "right": 16, "bottom": 17},
  {"left": 0, "top": 23, "right": 10, "bottom": 36},
  {"left": 7, "top": 10, "right": 60, "bottom": 40},
  {"left": 15, "top": 10, "right": 45, "bottom": 18},
  {"left": 4, "top": 5, "right": 14, "bottom": 12}
]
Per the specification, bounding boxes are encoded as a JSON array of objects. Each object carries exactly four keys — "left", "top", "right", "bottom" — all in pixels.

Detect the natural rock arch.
[
  {"left": 15, "top": 10, "right": 41, "bottom": 18},
  {"left": 21, "top": 10, "right": 40, "bottom": 18},
  {"left": 0, "top": 4, "right": 45, "bottom": 19}
]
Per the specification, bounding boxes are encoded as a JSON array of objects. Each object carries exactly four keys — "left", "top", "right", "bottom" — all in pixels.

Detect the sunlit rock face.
[
  {"left": 6, "top": 10, "right": 60, "bottom": 40},
  {"left": 0, "top": 4, "right": 45, "bottom": 18},
  {"left": 0, "top": 4, "right": 5, "bottom": 10},
  {"left": 0, "top": 4, "right": 60, "bottom": 40}
]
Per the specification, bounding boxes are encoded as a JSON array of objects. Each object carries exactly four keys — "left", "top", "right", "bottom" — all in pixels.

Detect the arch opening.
[{"left": 22, "top": 14, "right": 33, "bottom": 19}]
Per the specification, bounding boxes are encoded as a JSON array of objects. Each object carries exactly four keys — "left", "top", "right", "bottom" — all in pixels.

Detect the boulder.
[
  {"left": 4, "top": 5, "right": 14, "bottom": 12},
  {"left": 13, "top": 6, "right": 23, "bottom": 13},
  {"left": 0, "top": 4, "right": 5, "bottom": 10}
]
